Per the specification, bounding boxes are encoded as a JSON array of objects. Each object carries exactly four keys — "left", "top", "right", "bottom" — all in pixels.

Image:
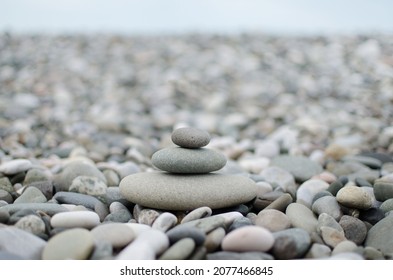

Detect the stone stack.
[{"left": 119, "top": 127, "right": 257, "bottom": 211}]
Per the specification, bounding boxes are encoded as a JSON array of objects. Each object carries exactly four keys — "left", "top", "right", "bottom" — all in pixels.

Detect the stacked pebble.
[{"left": 119, "top": 127, "right": 258, "bottom": 210}]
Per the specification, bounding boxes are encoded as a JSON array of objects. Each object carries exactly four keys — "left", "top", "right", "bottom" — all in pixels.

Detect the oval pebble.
[
  {"left": 255, "top": 209, "right": 291, "bottom": 232},
  {"left": 14, "top": 215, "right": 46, "bottom": 235},
  {"left": 91, "top": 223, "right": 135, "bottom": 248},
  {"left": 336, "top": 186, "right": 373, "bottom": 210},
  {"left": 152, "top": 212, "right": 178, "bottom": 232},
  {"left": 204, "top": 227, "right": 226, "bottom": 253},
  {"left": 296, "top": 179, "right": 329, "bottom": 208},
  {"left": 181, "top": 206, "right": 212, "bottom": 224},
  {"left": 51, "top": 211, "right": 100, "bottom": 229},
  {"left": 320, "top": 226, "right": 347, "bottom": 248},
  {"left": 0, "top": 159, "right": 32, "bottom": 175},
  {"left": 42, "top": 228, "right": 94, "bottom": 260},
  {"left": 312, "top": 196, "right": 343, "bottom": 221},
  {"left": 286, "top": 203, "right": 318, "bottom": 233},
  {"left": 339, "top": 215, "right": 367, "bottom": 245},
  {"left": 272, "top": 228, "right": 311, "bottom": 259},
  {"left": 221, "top": 226, "right": 274, "bottom": 252},
  {"left": 171, "top": 127, "right": 211, "bottom": 148},
  {"left": 159, "top": 238, "right": 195, "bottom": 260}
]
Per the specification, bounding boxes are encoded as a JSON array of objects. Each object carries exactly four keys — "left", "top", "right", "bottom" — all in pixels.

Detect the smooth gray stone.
[
  {"left": 152, "top": 212, "right": 178, "bottom": 232},
  {"left": 380, "top": 198, "right": 393, "bottom": 213},
  {"left": 264, "top": 193, "right": 293, "bottom": 212},
  {"left": 317, "top": 213, "right": 344, "bottom": 234},
  {"left": 119, "top": 172, "right": 257, "bottom": 211},
  {"left": 374, "top": 181, "right": 393, "bottom": 202},
  {"left": 159, "top": 238, "right": 196, "bottom": 260},
  {"left": 181, "top": 206, "right": 212, "bottom": 224},
  {"left": 0, "top": 208, "right": 10, "bottom": 223},
  {"left": 343, "top": 155, "right": 382, "bottom": 169},
  {"left": 355, "top": 177, "right": 373, "bottom": 187},
  {"left": 1, "top": 203, "right": 69, "bottom": 216},
  {"left": 0, "top": 189, "right": 13, "bottom": 203},
  {"left": 8, "top": 209, "right": 37, "bottom": 224},
  {"left": 28, "top": 181, "right": 54, "bottom": 200},
  {"left": 305, "top": 243, "right": 331, "bottom": 259},
  {"left": 181, "top": 215, "right": 226, "bottom": 233},
  {"left": 171, "top": 127, "right": 211, "bottom": 148},
  {"left": 207, "top": 251, "right": 274, "bottom": 260},
  {"left": 104, "top": 187, "right": 130, "bottom": 206},
  {"left": 365, "top": 214, "right": 393, "bottom": 255},
  {"left": 339, "top": 215, "right": 367, "bottom": 245},
  {"left": 152, "top": 147, "right": 226, "bottom": 173},
  {"left": 311, "top": 190, "right": 333, "bottom": 205},
  {"left": 271, "top": 155, "right": 323, "bottom": 182},
  {"left": 255, "top": 209, "right": 291, "bottom": 232},
  {"left": 15, "top": 215, "right": 46, "bottom": 235},
  {"left": 42, "top": 228, "right": 94, "bottom": 260},
  {"left": 272, "top": 228, "right": 311, "bottom": 259},
  {"left": 103, "top": 209, "right": 132, "bottom": 223},
  {"left": 91, "top": 223, "right": 135, "bottom": 249},
  {"left": 14, "top": 186, "right": 47, "bottom": 204},
  {"left": 0, "top": 177, "right": 14, "bottom": 193},
  {"left": 0, "top": 226, "right": 46, "bottom": 259},
  {"left": 166, "top": 225, "right": 206, "bottom": 246},
  {"left": 53, "top": 191, "right": 103, "bottom": 209},
  {"left": 312, "top": 196, "right": 343, "bottom": 221},
  {"left": 23, "top": 168, "right": 51, "bottom": 185},
  {"left": 53, "top": 162, "right": 107, "bottom": 192},
  {"left": 286, "top": 203, "right": 318, "bottom": 233}
]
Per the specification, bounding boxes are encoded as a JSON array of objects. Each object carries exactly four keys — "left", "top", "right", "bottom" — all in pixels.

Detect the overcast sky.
[{"left": 1, "top": 0, "right": 393, "bottom": 34}]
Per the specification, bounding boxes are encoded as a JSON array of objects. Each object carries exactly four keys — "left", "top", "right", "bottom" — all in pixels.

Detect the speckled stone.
[
  {"left": 14, "top": 214, "right": 46, "bottom": 235},
  {"left": 171, "top": 127, "right": 211, "bottom": 148},
  {"left": 119, "top": 172, "right": 257, "bottom": 210},
  {"left": 42, "top": 228, "right": 94, "bottom": 260},
  {"left": 69, "top": 175, "right": 108, "bottom": 197},
  {"left": 339, "top": 215, "right": 367, "bottom": 245},
  {"left": 152, "top": 147, "right": 226, "bottom": 173}
]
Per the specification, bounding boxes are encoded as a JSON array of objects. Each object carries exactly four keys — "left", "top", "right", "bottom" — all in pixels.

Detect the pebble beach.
[{"left": 1, "top": 32, "right": 393, "bottom": 260}]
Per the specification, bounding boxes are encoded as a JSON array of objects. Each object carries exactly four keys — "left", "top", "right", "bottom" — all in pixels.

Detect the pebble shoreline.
[{"left": 1, "top": 32, "right": 393, "bottom": 260}]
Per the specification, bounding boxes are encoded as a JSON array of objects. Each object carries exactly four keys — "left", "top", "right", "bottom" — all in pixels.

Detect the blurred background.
[
  {"left": 1, "top": 0, "right": 393, "bottom": 35},
  {"left": 1, "top": 0, "right": 393, "bottom": 163}
]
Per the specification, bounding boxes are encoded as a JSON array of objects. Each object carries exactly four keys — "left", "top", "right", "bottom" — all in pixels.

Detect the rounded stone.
[
  {"left": 42, "top": 228, "right": 94, "bottom": 260},
  {"left": 171, "top": 127, "right": 211, "bottom": 148},
  {"left": 166, "top": 225, "right": 206, "bottom": 246},
  {"left": 159, "top": 238, "right": 196, "bottom": 260},
  {"left": 255, "top": 209, "right": 291, "bottom": 232},
  {"left": 0, "top": 159, "right": 32, "bottom": 175},
  {"left": 50, "top": 211, "right": 100, "bottom": 229},
  {"left": 221, "top": 226, "right": 274, "bottom": 252},
  {"left": 286, "top": 203, "right": 318, "bottom": 233},
  {"left": 204, "top": 227, "right": 226, "bottom": 252},
  {"left": 339, "top": 215, "right": 367, "bottom": 245},
  {"left": 14, "top": 186, "right": 47, "bottom": 204},
  {"left": 336, "top": 186, "right": 373, "bottom": 210},
  {"left": 365, "top": 214, "right": 393, "bottom": 255},
  {"left": 380, "top": 198, "right": 393, "bottom": 213},
  {"left": 69, "top": 175, "right": 108, "bottom": 197},
  {"left": 373, "top": 181, "right": 393, "bottom": 202},
  {"left": 296, "top": 179, "right": 329, "bottom": 208},
  {"left": 119, "top": 172, "right": 257, "bottom": 211},
  {"left": 272, "top": 228, "right": 311, "bottom": 259},
  {"left": 152, "top": 212, "right": 178, "bottom": 232},
  {"left": 0, "top": 189, "right": 13, "bottom": 204},
  {"left": 320, "top": 226, "right": 347, "bottom": 248},
  {"left": 152, "top": 147, "right": 226, "bottom": 174},
  {"left": 181, "top": 206, "right": 212, "bottom": 224},
  {"left": 14, "top": 214, "right": 46, "bottom": 235},
  {"left": 312, "top": 196, "right": 343, "bottom": 221},
  {"left": 53, "top": 162, "right": 107, "bottom": 192},
  {"left": 271, "top": 155, "right": 323, "bottom": 182},
  {"left": 91, "top": 223, "right": 135, "bottom": 248}
]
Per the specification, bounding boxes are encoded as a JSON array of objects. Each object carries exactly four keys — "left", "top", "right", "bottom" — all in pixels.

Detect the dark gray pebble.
[
  {"left": 166, "top": 225, "right": 206, "bottom": 246},
  {"left": 327, "top": 180, "right": 344, "bottom": 196},
  {"left": 359, "top": 208, "right": 385, "bottom": 225},
  {"left": 2, "top": 203, "right": 68, "bottom": 216},
  {"left": 311, "top": 190, "right": 333, "bottom": 205},
  {"left": 272, "top": 228, "right": 311, "bottom": 259},
  {"left": 27, "top": 181, "right": 54, "bottom": 200},
  {"left": 355, "top": 177, "right": 372, "bottom": 187},
  {"left": 339, "top": 215, "right": 367, "bottom": 245},
  {"left": 0, "top": 208, "right": 10, "bottom": 223},
  {"left": 212, "top": 204, "right": 250, "bottom": 216}
]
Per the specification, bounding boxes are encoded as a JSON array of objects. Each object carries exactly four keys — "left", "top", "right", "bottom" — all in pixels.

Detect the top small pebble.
[{"left": 171, "top": 127, "right": 211, "bottom": 149}]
